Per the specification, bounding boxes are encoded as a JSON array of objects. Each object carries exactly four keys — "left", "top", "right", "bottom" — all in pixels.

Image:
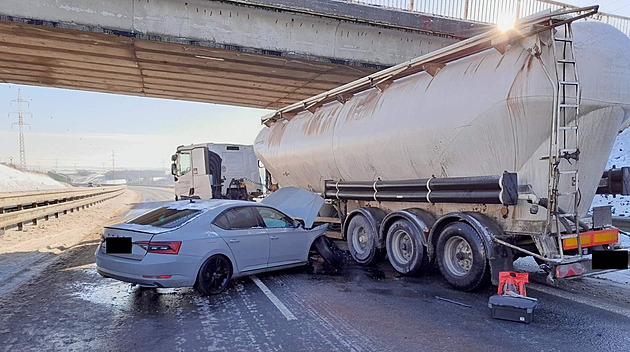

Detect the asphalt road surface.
[{"left": 1, "top": 188, "right": 628, "bottom": 351}]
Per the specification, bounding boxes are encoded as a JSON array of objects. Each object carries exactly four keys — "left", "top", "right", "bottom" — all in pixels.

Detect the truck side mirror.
[
  {"left": 171, "top": 163, "right": 178, "bottom": 176},
  {"left": 171, "top": 154, "right": 177, "bottom": 162}
]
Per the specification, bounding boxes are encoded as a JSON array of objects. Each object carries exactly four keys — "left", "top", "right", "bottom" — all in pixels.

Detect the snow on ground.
[
  {"left": 0, "top": 164, "right": 69, "bottom": 193},
  {"left": 0, "top": 189, "right": 139, "bottom": 296},
  {"left": 590, "top": 128, "right": 630, "bottom": 217}
]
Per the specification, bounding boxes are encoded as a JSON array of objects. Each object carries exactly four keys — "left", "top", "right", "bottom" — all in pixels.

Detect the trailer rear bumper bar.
[{"left": 554, "top": 249, "right": 629, "bottom": 278}]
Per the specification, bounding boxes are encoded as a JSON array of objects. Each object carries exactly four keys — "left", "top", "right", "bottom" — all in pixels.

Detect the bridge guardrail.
[
  {"left": 345, "top": 0, "right": 630, "bottom": 37},
  {"left": 0, "top": 186, "right": 125, "bottom": 231}
]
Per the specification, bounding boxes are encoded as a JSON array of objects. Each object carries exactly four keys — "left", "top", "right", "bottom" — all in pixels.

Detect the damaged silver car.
[{"left": 96, "top": 187, "right": 341, "bottom": 295}]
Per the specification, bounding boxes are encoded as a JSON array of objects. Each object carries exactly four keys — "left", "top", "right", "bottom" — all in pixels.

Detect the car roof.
[{"left": 162, "top": 199, "right": 273, "bottom": 215}]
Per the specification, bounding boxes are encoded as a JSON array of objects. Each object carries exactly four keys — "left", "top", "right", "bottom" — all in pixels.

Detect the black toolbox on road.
[{"left": 488, "top": 295, "right": 538, "bottom": 323}]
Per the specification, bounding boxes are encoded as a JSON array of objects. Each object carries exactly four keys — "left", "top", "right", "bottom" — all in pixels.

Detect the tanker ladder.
[{"left": 547, "top": 21, "right": 582, "bottom": 260}]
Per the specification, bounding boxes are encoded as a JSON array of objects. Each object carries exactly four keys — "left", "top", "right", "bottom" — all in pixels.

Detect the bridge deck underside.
[{"left": 0, "top": 20, "right": 378, "bottom": 109}]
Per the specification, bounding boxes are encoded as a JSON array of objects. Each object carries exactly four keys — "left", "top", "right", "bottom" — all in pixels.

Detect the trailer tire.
[
  {"left": 436, "top": 222, "right": 490, "bottom": 291},
  {"left": 347, "top": 214, "right": 381, "bottom": 265},
  {"left": 386, "top": 218, "right": 429, "bottom": 275}
]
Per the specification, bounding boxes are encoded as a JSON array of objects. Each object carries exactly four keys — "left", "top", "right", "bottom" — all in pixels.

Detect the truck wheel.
[
  {"left": 347, "top": 214, "right": 382, "bottom": 265},
  {"left": 436, "top": 222, "right": 489, "bottom": 291},
  {"left": 386, "top": 218, "right": 429, "bottom": 275},
  {"left": 194, "top": 255, "right": 232, "bottom": 295},
  {"left": 314, "top": 236, "right": 343, "bottom": 268}
]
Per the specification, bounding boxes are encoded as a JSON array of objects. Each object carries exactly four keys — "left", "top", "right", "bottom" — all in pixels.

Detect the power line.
[
  {"left": 110, "top": 150, "right": 116, "bottom": 179},
  {"left": 8, "top": 89, "right": 32, "bottom": 169}
]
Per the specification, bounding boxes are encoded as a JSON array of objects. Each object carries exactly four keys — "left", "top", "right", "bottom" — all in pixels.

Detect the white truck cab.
[{"left": 171, "top": 143, "right": 262, "bottom": 200}]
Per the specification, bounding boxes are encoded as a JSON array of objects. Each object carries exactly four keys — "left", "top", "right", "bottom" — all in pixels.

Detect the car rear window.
[{"left": 128, "top": 207, "right": 201, "bottom": 228}]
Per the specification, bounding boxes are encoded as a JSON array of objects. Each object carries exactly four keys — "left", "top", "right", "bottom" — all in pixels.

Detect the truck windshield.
[
  {"left": 128, "top": 207, "right": 201, "bottom": 228},
  {"left": 178, "top": 152, "right": 192, "bottom": 176}
]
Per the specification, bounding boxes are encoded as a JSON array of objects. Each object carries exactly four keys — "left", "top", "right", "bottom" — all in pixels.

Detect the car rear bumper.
[{"left": 95, "top": 245, "right": 199, "bottom": 288}]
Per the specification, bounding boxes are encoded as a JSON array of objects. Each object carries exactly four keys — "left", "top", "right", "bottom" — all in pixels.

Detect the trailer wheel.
[
  {"left": 347, "top": 214, "right": 382, "bottom": 265},
  {"left": 436, "top": 222, "right": 489, "bottom": 291},
  {"left": 386, "top": 218, "right": 429, "bottom": 275}
]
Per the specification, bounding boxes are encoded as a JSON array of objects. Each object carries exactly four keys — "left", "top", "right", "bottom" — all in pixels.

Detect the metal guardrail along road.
[
  {"left": 344, "top": 0, "right": 630, "bottom": 37},
  {"left": 614, "top": 217, "right": 630, "bottom": 232},
  {"left": 0, "top": 186, "right": 125, "bottom": 232}
]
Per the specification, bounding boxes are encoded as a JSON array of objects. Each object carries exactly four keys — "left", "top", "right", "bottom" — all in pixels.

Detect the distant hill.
[{"left": 0, "top": 164, "right": 70, "bottom": 193}]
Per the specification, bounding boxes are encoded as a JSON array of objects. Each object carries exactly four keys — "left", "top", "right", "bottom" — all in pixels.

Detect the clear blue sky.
[
  {"left": 577, "top": 0, "right": 630, "bottom": 16},
  {"left": 0, "top": 0, "right": 627, "bottom": 171}
]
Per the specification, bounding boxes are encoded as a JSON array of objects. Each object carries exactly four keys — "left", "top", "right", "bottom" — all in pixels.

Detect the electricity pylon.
[{"left": 8, "top": 89, "right": 32, "bottom": 169}]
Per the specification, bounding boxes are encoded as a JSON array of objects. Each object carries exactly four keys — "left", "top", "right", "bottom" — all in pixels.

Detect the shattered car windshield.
[{"left": 128, "top": 207, "right": 201, "bottom": 228}]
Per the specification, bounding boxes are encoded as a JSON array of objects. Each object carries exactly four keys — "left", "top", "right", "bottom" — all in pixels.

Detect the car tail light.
[
  {"left": 142, "top": 275, "right": 172, "bottom": 279},
  {"left": 137, "top": 241, "right": 181, "bottom": 254}
]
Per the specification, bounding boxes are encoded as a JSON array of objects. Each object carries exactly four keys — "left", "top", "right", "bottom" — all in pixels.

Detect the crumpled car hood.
[{"left": 260, "top": 187, "right": 324, "bottom": 228}]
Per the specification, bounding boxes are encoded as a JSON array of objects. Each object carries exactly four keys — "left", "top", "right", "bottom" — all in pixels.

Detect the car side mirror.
[{"left": 294, "top": 220, "right": 302, "bottom": 228}]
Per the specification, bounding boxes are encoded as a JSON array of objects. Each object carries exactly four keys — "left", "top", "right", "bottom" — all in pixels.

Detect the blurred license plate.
[
  {"left": 592, "top": 250, "right": 629, "bottom": 270},
  {"left": 106, "top": 237, "right": 132, "bottom": 254}
]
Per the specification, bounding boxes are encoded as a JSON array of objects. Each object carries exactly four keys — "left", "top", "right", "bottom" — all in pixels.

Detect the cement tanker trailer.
[{"left": 254, "top": 7, "right": 630, "bottom": 290}]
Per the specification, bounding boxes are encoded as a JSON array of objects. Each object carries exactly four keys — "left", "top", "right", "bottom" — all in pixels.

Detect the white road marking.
[{"left": 250, "top": 275, "right": 297, "bottom": 321}]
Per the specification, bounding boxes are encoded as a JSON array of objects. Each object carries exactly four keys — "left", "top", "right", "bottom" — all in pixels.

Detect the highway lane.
[
  {"left": 0, "top": 245, "right": 629, "bottom": 350},
  {"left": 123, "top": 186, "right": 174, "bottom": 219},
  {"left": 1, "top": 186, "right": 628, "bottom": 351},
  {"left": 129, "top": 186, "right": 175, "bottom": 203}
]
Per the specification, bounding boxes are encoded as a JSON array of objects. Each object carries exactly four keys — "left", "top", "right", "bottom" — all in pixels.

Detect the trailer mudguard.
[
  {"left": 380, "top": 209, "right": 436, "bottom": 248},
  {"left": 428, "top": 212, "right": 514, "bottom": 285},
  {"left": 343, "top": 207, "right": 387, "bottom": 248}
]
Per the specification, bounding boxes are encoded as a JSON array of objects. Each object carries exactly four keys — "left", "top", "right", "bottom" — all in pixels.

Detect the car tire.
[
  {"left": 314, "top": 236, "right": 343, "bottom": 268},
  {"left": 385, "top": 218, "right": 429, "bottom": 276},
  {"left": 436, "top": 222, "right": 490, "bottom": 291},
  {"left": 195, "top": 255, "right": 232, "bottom": 295},
  {"left": 346, "top": 214, "right": 382, "bottom": 265}
]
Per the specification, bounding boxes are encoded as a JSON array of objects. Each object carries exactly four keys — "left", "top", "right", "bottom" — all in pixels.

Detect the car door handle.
[
  {"left": 270, "top": 236, "right": 279, "bottom": 240},
  {"left": 228, "top": 239, "right": 240, "bottom": 243}
]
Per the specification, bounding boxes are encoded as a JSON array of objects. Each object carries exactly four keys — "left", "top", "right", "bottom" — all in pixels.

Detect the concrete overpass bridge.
[
  {"left": 0, "top": 0, "right": 489, "bottom": 109},
  {"left": 1, "top": 1, "right": 626, "bottom": 109}
]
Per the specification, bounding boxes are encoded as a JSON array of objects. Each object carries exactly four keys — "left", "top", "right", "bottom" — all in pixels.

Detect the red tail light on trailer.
[{"left": 556, "top": 262, "right": 585, "bottom": 278}]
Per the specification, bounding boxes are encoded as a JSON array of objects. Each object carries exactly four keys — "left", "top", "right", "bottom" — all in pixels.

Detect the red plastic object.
[{"left": 498, "top": 271, "right": 529, "bottom": 296}]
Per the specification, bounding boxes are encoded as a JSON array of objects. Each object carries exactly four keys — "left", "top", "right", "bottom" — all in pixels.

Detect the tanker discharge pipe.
[{"left": 324, "top": 172, "right": 517, "bottom": 205}]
